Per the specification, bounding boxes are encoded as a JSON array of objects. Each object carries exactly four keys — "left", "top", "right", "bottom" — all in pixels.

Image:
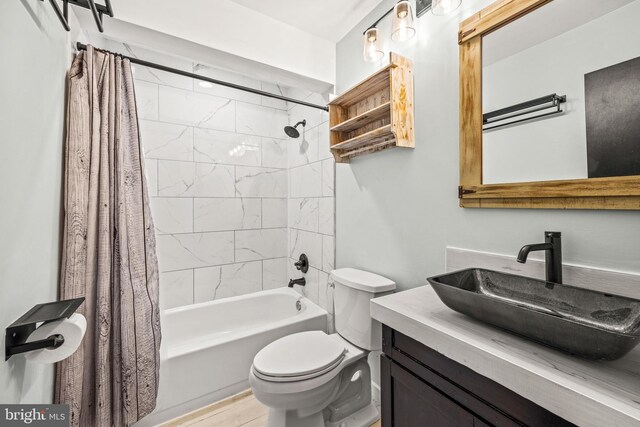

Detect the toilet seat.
[{"left": 253, "top": 331, "right": 346, "bottom": 382}]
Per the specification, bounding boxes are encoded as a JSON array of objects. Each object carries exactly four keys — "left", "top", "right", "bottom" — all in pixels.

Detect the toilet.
[{"left": 249, "top": 268, "right": 396, "bottom": 427}]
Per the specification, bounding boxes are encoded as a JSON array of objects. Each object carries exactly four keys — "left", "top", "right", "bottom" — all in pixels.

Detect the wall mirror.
[{"left": 458, "top": 0, "right": 640, "bottom": 209}]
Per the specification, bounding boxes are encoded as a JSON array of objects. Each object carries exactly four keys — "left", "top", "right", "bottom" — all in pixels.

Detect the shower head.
[{"left": 284, "top": 120, "right": 306, "bottom": 138}]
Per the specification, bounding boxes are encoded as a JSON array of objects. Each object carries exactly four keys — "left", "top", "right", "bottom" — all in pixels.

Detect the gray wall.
[
  {"left": 335, "top": 0, "right": 640, "bottom": 291},
  {"left": 0, "top": 1, "right": 79, "bottom": 404}
]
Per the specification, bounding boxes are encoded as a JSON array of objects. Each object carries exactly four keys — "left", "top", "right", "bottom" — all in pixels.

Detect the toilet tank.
[{"left": 331, "top": 268, "right": 396, "bottom": 351}]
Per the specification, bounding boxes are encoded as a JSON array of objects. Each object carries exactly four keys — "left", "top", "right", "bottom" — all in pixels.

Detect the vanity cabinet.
[{"left": 380, "top": 325, "right": 575, "bottom": 427}]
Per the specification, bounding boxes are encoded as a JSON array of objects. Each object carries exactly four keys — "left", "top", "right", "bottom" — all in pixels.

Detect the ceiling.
[{"left": 228, "top": 0, "right": 385, "bottom": 42}]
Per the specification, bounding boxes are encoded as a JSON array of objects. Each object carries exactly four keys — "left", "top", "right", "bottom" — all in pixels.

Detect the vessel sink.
[{"left": 427, "top": 268, "right": 640, "bottom": 360}]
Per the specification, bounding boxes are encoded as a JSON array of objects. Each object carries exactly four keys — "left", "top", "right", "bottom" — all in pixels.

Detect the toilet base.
[
  {"left": 265, "top": 401, "right": 378, "bottom": 427},
  {"left": 325, "top": 401, "right": 378, "bottom": 427},
  {"left": 251, "top": 335, "right": 378, "bottom": 427},
  {"left": 266, "top": 409, "right": 324, "bottom": 427},
  {"left": 263, "top": 358, "right": 378, "bottom": 427}
]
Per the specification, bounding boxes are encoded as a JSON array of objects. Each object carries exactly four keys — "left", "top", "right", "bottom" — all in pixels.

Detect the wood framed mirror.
[{"left": 458, "top": 0, "right": 640, "bottom": 210}]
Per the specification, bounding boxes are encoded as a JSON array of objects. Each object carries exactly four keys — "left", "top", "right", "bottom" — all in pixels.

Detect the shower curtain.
[{"left": 55, "top": 45, "right": 161, "bottom": 427}]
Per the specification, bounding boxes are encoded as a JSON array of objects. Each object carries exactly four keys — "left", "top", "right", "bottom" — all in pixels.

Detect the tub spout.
[{"left": 288, "top": 277, "right": 306, "bottom": 288}]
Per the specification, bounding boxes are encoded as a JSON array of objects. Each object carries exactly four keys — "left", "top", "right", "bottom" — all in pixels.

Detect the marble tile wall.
[
  {"left": 123, "top": 41, "right": 335, "bottom": 321},
  {"left": 133, "top": 56, "right": 292, "bottom": 311},
  {"left": 286, "top": 90, "right": 336, "bottom": 330}
]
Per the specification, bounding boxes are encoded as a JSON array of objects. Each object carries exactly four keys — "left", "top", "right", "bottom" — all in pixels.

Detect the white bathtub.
[{"left": 136, "top": 287, "right": 327, "bottom": 427}]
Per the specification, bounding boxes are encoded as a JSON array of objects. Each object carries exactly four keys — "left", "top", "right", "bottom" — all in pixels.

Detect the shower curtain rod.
[{"left": 76, "top": 42, "right": 329, "bottom": 112}]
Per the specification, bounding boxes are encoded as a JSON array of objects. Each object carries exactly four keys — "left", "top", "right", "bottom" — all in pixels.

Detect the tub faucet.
[
  {"left": 288, "top": 277, "right": 306, "bottom": 288},
  {"left": 517, "top": 231, "right": 563, "bottom": 284}
]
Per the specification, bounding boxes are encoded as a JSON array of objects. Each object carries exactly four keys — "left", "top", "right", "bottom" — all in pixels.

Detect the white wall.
[
  {"left": 483, "top": 1, "right": 640, "bottom": 184},
  {"left": 0, "top": 1, "right": 82, "bottom": 404},
  {"left": 335, "top": 0, "right": 640, "bottom": 292},
  {"left": 106, "top": 0, "right": 336, "bottom": 86}
]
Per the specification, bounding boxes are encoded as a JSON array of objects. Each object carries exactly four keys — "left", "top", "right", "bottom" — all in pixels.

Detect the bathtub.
[{"left": 136, "top": 287, "right": 327, "bottom": 427}]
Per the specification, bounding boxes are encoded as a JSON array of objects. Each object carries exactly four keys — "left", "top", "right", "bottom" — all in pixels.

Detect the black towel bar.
[{"left": 483, "top": 93, "right": 567, "bottom": 131}]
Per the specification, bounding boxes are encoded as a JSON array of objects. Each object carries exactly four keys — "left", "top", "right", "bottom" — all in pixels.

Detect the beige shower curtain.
[{"left": 55, "top": 45, "right": 161, "bottom": 427}]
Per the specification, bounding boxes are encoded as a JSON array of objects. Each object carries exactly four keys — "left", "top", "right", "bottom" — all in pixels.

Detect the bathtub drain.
[{"left": 296, "top": 300, "right": 302, "bottom": 311}]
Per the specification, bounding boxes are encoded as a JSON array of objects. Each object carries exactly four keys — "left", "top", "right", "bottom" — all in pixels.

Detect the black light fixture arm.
[
  {"left": 363, "top": 6, "right": 396, "bottom": 34},
  {"left": 363, "top": 0, "right": 433, "bottom": 34}
]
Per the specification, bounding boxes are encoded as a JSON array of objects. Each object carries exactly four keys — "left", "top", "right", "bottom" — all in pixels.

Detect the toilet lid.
[{"left": 253, "top": 331, "right": 346, "bottom": 379}]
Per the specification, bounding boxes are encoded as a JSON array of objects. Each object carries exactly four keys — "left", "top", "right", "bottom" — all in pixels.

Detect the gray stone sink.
[{"left": 427, "top": 268, "right": 640, "bottom": 360}]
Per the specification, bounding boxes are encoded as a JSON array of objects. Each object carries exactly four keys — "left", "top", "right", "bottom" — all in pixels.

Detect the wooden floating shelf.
[
  {"left": 340, "top": 139, "right": 397, "bottom": 161},
  {"left": 331, "top": 125, "right": 394, "bottom": 151},
  {"left": 329, "top": 65, "right": 393, "bottom": 106},
  {"left": 330, "top": 102, "right": 391, "bottom": 133},
  {"left": 329, "top": 53, "right": 414, "bottom": 163}
]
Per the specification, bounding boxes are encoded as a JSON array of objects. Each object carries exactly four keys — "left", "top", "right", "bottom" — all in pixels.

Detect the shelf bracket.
[{"left": 40, "top": 0, "right": 113, "bottom": 32}]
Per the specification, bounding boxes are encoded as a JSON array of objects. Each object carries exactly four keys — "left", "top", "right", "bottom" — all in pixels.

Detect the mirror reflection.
[{"left": 482, "top": 0, "right": 640, "bottom": 184}]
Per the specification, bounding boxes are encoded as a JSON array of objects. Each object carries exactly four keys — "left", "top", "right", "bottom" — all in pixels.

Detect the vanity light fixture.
[
  {"left": 431, "top": 0, "right": 462, "bottom": 16},
  {"left": 363, "top": 28, "right": 385, "bottom": 63},
  {"left": 363, "top": 0, "right": 461, "bottom": 62},
  {"left": 391, "top": 1, "right": 416, "bottom": 42}
]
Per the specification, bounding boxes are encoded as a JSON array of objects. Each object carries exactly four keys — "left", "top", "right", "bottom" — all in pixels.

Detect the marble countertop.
[{"left": 371, "top": 285, "right": 640, "bottom": 427}]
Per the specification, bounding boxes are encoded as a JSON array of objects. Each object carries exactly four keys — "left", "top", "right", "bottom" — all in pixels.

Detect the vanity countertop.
[{"left": 371, "top": 285, "right": 640, "bottom": 427}]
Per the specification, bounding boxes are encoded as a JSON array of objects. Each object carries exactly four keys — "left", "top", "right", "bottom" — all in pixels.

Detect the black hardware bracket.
[
  {"left": 40, "top": 0, "right": 113, "bottom": 33},
  {"left": 483, "top": 93, "right": 567, "bottom": 131},
  {"left": 458, "top": 186, "right": 477, "bottom": 198},
  {"left": 416, "top": 0, "right": 434, "bottom": 18},
  {"left": 5, "top": 297, "right": 84, "bottom": 361},
  {"left": 364, "top": 0, "right": 433, "bottom": 34}
]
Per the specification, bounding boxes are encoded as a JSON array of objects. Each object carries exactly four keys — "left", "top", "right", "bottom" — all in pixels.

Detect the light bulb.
[
  {"left": 391, "top": 1, "right": 416, "bottom": 42},
  {"left": 363, "top": 28, "right": 384, "bottom": 62},
  {"left": 431, "top": 0, "right": 462, "bottom": 16}
]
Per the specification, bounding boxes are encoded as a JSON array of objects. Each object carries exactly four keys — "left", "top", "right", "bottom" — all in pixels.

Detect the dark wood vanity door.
[
  {"left": 381, "top": 325, "right": 575, "bottom": 427},
  {"left": 382, "top": 355, "right": 477, "bottom": 426}
]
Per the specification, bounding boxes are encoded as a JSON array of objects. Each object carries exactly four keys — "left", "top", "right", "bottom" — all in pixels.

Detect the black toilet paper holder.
[{"left": 5, "top": 297, "right": 84, "bottom": 361}]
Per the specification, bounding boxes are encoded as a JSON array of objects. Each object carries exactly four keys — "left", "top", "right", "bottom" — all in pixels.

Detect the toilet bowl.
[
  {"left": 249, "top": 331, "right": 376, "bottom": 427},
  {"left": 250, "top": 268, "right": 396, "bottom": 427}
]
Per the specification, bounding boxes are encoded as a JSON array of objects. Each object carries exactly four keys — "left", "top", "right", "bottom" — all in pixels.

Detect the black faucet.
[
  {"left": 288, "top": 277, "right": 306, "bottom": 288},
  {"left": 517, "top": 231, "right": 563, "bottom": 284}
]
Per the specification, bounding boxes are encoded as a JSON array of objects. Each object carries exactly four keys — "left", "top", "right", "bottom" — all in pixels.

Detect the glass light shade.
[
  {"left": 391, "top": 0, "right": 416, "bottom": 42},
  {"left": 363, "top": 28, "right": 384, "bottom": 62},
  {"left": 431, "top": 0, "right": 462, "bottom": 15}
]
